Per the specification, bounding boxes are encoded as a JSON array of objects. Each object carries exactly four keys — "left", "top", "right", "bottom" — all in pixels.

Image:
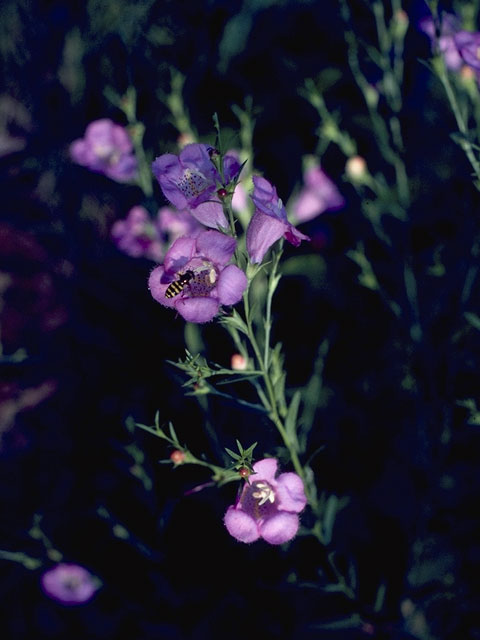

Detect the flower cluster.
[
  {"left": 70, "top": 119, "right": 137, "bottom": 182},
  {"left": 111, "top": 205, "right": 200, "bottom": 263},
  {"left": 148, "top": 143, "right": 319, "bottom": 320},
  {"left": 224, "top": 458, "right": 307, "bottom": 545}
]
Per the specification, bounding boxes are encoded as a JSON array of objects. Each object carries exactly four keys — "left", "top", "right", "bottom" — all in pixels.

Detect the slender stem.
[
  {"left": 263, "top": 249, "right": 282, "bottom": 370},
  {"left": 243, "top": 285, "right": 308, "bottom": 498},
  {"left": 0, "top": 550, "right": 42, "bottom": 570},
  {"left": 132, "top": 132, "right": 153, "bottom": 197}
]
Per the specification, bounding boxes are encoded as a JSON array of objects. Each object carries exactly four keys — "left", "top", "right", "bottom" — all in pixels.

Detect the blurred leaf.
[
  {"left": 285, "top": 390, "right": 301, "bottom": 450},
  {"left": 310, "top": 614, "right": 362, "bottom": 629},
  {"left": 465, "top": 311, "right": 480, "bottom": 331}
]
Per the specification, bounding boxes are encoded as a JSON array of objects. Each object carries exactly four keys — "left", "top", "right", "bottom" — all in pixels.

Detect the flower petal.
[
  {"left": 190, "top": 201, "right": 228, "bottom": 230},
  {"left": 175, "top": 296, "right": 219, "bottom": 323},
  {"left": 246, "top": 210, "right": 286, "bottom": 264},
  {"left": 252, "top": 458, "right": 278, "bottom": 483},
  {"left": 163, "top": 236, "right": 197, "bottom": 274},
  {"left": 148, "top": 266, "right": 176, "bottom": 308},
  {"left": 223, "top": 152, "right": 241, "bottom": 182},
  {"left": 179, "top": 143, "right": 217, "bottom": 180},
  {"left": 284, "top": 224, "right": 310, "bottom": 248},
  {"left": 259, "top": 512, "right": 299, "bottom": 545},
  {"left": 196, "top": 230, "right": 236, "bottom": 265},
  {"left": 152, "top": 154, "right": 189, "bottom": 210},
  {"left": 216, "top": 264, "right": 248, "bottom": 305},
  {"left": 276, "top": 472, "right": 307, "bottom": 513},
  {"left": 224, "top": 506, "right": 260, "bottom": 543}
]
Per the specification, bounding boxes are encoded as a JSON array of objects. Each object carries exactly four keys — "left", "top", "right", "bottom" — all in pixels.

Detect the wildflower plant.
[{"left": 4, "top": 1, "right": 480, "bottom": 635}]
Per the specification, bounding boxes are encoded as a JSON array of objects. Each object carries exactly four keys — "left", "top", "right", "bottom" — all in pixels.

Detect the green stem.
[
  {"left": 0, "top": 549, "right": 42, "bottom": 570},
  {"left": 263, "top": 249, "right": 282, "bottom": 370},
  {"left": 243, "top": 284, "right": 308, "bottom": 501}
]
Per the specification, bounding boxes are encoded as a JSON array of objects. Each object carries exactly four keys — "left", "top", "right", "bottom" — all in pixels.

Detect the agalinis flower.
[
  {"left": 111, "top": 205, "right": 200, "bottom": 262},
  {"left": 419, "top": 13, "right": 463, "bottom": 71},
  {"left": 454, "top": 30, "right": 480, "bottom": 75},
  {"left": 292, "top": 165, "right": 345, "bottom": 223},
  {"left": 70, "top": 119, "right": 137, "bottom": 182},
  {"left": 40, "top": 563, "right": 99, "bottom": 606},
  {"left": 152, "top": 143, "right": 241, "bottom": 230},
  {"left": 224, "top": 458, "right": 307, "bottom": 545},
  {"left": 148, "top": 229, "right": 247, "bottom": 323},
  {"left": 246, "top": 176, "right": 310, "bottom": 264}
]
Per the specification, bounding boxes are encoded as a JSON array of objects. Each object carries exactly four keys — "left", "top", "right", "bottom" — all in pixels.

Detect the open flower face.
[
  {"left": 152, "top": 144, "right": 241, "bottom": 230},
  {"left": 40, "top": 563, "right": 99, "bottom": 606},
  {"left": 148, "top": 230, "right": 247, "bottom": 323},
  {"left": 70, "top": 119, "right": 138, "bottom": 182},
  {"left": 224, "top": 458, "right": 307, "bottom": 545},
  {"left": 246, "top": 176, "right": 310, "bottom": 264}
]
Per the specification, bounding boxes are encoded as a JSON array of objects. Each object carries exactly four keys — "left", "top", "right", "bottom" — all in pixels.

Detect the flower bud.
[
  {"left": 345, "top": 155, "right": 367, "bottom": 182},
  {"left": 238, "top": 467, "right": 250, "bottom": 479},
  {"left": 177, "top": 133, "right": 195, "bottom": 148},
  {"left": 231, "top": 353, "right": 247, "bottom": 370},
  {"left": 170, "top": 450, "right": 186, "bottom": 465},
  {"left": 392, "top": 9, "right": 409, "bottom": 40}
]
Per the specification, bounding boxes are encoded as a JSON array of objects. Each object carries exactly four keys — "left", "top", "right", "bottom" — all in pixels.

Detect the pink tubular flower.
[
  {"left": 40, "top": 563, "right": 99, "bottom": 605},
  {"left": 148, "top": 229, "right": 247, "bottom": 323},
  {"left": 246, "top": 176, "right": 310, "bottom": 264},
  {"left": 152, "top": 143, "right": 241, "bottom": 230},
  {"left": 70, "top": 119, "right": 137, "bottom": 182},
  {"left": 224, "top": 458, "right": 307, "bottom": 545},
  {"left": 111, "top": 205, "right": 200, "bottom": 262},
  {"left": 292, "top": 165, "right": 345, "bottom": 223}
]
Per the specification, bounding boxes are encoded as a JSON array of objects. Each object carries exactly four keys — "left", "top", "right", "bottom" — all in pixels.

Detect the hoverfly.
[
  {"left": 165, "top": 270, "right": 195, "bottom": 299},
  {"left": 165, "top": 266, "right": 217, "bottom": 299}
]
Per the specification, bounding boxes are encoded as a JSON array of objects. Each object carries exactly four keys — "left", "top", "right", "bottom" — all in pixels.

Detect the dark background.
[{"left": 1, "top": 0, "right": 479, "bottom": 638}]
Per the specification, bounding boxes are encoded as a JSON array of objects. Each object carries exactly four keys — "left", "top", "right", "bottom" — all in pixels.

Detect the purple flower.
[
  {"left": 292, "top": 165, "right": 345, "bottom": 223},
  {"left": 148, "top": 229, "right": 247, "bottom": 323},
  {"left": 246, "top": 176, "right": 310, "bottom": 264},
  {"left": 40, "top": 563, "right": 99, "bottom": 606},
  {"left": 70, "top": 119, "right": 137, "bottom": 182},
  {"left": 111, "top": 205, "right": 200, "bottom": 262},
  {"left": 419, "top": 14, "right": 463, "bottom": 70},
  {"left": 152, "top": 144, "right": 240, "bottom": 230},
  {"left": 454, "top": 30, "right": 480, "bottom": 72},
  {"left": 224, "top": 458, "right": 307, "bottom": 545}
]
